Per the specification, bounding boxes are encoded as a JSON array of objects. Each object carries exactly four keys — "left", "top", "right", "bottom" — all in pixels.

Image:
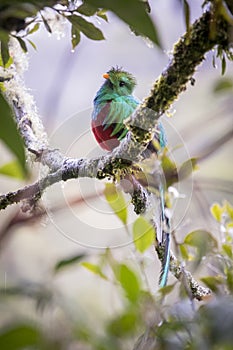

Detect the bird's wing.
[{"left": 103, "top": 96, "right": 139, "bottom": 140}]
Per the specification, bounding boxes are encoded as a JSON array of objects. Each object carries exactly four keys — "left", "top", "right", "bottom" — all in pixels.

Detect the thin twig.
[{"left": 0, "top": 190, "right": 103, "bottom": 246}]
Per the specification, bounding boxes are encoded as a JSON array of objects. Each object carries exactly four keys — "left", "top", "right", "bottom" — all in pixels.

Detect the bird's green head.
[{"left": 102, "top": 67, "right": 137, "bottom": 96}]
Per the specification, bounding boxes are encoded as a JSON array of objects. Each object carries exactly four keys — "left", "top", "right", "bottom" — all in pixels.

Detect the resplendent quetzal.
[{"left": 91, "top": 67, "right": 170, "bottom": 287}]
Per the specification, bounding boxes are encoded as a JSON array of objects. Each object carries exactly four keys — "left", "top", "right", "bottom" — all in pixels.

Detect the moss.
[
  {"left": 0, "top": 197, "right": 10, "bottom": 209},
  {"left": 96, "top": 158, "right": 132, "bottom": 179},
  {"left": 131, "top": 187, "right": 147, "bottom": 214},
  {"left": 129, "top": 125, "right": 152, "bottom": 145},
  {"left": 144, "top": 11, "right": 230, "bottom": 116}
]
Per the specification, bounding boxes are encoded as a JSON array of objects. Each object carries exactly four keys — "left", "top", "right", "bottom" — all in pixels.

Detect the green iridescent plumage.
[{"left": 92, "top": 67, "right": 139, "bottom": 144}]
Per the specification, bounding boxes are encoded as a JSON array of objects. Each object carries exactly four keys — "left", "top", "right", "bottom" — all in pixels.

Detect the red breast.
[{"left": 91, "top": 102, "right": 120, "bottom": 151}]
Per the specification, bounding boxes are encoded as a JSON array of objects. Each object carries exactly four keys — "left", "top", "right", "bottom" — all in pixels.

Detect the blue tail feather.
[
  {"left": 158, "top": 184, "right": 170, "bottom": 288},
  {"left": 159, "top": 232, "right": 170, "bottom": 288}
]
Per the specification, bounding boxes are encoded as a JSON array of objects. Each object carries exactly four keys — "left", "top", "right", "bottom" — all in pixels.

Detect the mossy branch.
[{"left": 141, "top": 11, "right": 229, "bottom": 115}]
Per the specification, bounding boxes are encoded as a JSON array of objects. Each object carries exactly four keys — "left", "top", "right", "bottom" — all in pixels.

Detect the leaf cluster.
[
  {"left": 0, "top": 0, "right": 160, "bottom": 55},
  {"left": 2, "top": 199, "right": 233, "bottom": 349}
]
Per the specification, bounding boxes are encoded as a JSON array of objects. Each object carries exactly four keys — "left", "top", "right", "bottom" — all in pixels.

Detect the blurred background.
[{"left": 0, "top": 0, "right": 232, "bottom": 347}]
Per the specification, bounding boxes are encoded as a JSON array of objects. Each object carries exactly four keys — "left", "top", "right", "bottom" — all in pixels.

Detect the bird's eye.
[{"left": 119, "top": 81, "right": 125, "bottom": 87}]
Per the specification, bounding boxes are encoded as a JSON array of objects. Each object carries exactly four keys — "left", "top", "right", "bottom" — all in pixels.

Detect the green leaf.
[
  {"left": 0, "top": 160, "right": 25, "bottom": 179},
  {"left": 133, "top": 216, "right": 155, "bottom": 253},
  {"left": 227, "top": 222, "right": 233, "bottom": 231},
  {"left": 14, "top": 36, "right": 27, "bottom": 53},
  {"left": 201, "top": 276, "right": 224, "bottom": 292},
  {"left": 0, "top": 324, "right": 40, "bottom": 350},
  {"left": 81, "top": 262, "right": 107, "bottom": 280},
  {"left": 159, "top": 283, "right": 175, "bottom": 297},
  {"left": 68, "top": 15, "right": 105, "bottom": 41},
  {"left": 179, "top": 158, "right": 198, "bottom": 181},
  {"left": 222, "top": 244, "right": 233, "bottom": 259},
  {"left": 225, "top": 201, "right": 233, "bottom": 220},
  {"left": 161, "top": 153, "right": 178, "bottom": 187},
  {"left": 27, "top": 22, "right": 40, "bottom": 35},
  {"left": 97, "top": 9, "right": 108, "bottom": 22},
  {"left": 41, "top": 12, "right": 52, "bottom": 33},
  {"left": 71, "top": 25, "right": 81, "bottom": 50},
  {"left": 210, "top": 202, "right": 223, "bottom": 222},
  {"left": 104, "top": 183, "right": 128, "bottom": 225},
  {"left": 0, "top": 92, "right": 27, "bottom": 175},
  {"left": 0, "top": 55, "right": 12, "bottom": 69},
  {"left": 0, "top": 2, "right": 38, "bottom": 20},
  {"left": 86, "top": 0, "right": 161, "bottom": 46},
  {"left": 27, "top": 39, "right": 37, "bottom": 51},
  {"left": 213, "top": 78, "right": 233, "bottom": 93},
  {"left": 184, "top": 230, "right": 218, "bottom": 262},
  {"left": 77, "top": 3, "right": 98, "bottom": 16},
  {"left": 115, "top": 264, "right": 140, "bottom": 303},
  {"left": 107, "top": 309, "right": 138, "bottom": 337},
  {"left": 0, "top": 31, "right": 10, "bottom": 67},
  {"left": 179, "top": 243, "right": 190, "bottom": 260},
  {"left": 54, "top": 253, "right": 86, "bottom": 272},
  {"left": 184, "top": 230, "right": 217, "bottom": 249}
]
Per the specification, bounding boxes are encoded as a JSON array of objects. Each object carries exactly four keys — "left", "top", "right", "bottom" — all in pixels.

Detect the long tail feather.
[
  {"left": 159, "top": 231, "right": 170, "bottom": 288},
  {"left": 159, "top": 185, "right": 171, "bottom": 288},
  {"left": 140, "top": 121, "right": 171, "bottom": 288}
]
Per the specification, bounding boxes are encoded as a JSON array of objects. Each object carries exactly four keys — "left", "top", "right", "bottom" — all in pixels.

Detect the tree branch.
[{"left": 156, "top": 246, "right": 211, "bottom": 301}]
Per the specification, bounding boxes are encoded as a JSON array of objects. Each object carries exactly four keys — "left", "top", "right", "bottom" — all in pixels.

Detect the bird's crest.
[{"left": 105, "top": 66, "right": 137, "bottom": 89}]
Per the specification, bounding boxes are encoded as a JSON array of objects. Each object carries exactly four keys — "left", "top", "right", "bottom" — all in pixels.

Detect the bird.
[
  {"left": 91, "top": 67, "right": 170, "bottom": 287},
  {"left": 91, "top": 67, "right": 139, "bottom": 151}
]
